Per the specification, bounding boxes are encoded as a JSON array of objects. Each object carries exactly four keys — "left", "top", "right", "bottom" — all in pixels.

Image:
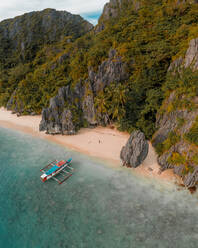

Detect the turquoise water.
[{"left": 0, "top": 127, "right": 198, "bottom": 248}]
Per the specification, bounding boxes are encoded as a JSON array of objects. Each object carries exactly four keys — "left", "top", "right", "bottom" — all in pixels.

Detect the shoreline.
[{"left": 0, "top": 108, "right": 181, "bottom": 185}]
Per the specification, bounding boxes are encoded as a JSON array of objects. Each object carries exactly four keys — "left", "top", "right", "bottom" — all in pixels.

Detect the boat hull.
[{"left": 40, "top": 160, "right": 72, "bottom": 183}]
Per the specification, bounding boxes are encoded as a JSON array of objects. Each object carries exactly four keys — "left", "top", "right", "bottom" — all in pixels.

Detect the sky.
[{"left": 0, "top": 0, "right": 109, "bottom": 25}]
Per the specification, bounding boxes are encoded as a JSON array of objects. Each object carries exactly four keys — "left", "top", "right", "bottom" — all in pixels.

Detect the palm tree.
[
  {"left": 94, "top": 92, "right": 108, "bottom": 114},
  {"left": 108, "top": 83, "right": 128, "bottom": 121}
]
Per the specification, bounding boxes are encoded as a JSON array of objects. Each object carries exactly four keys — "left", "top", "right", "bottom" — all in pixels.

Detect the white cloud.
[{"left": 0, "top": 0, "right": 109, "bottom": 24}]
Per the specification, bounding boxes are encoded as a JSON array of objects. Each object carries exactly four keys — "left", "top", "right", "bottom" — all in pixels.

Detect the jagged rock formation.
[
  {"left": 88, "top": 49, "right": 128, "bottom": 94},
  {"left": 96, "top": 0, "right": 197, "bottom": 33},
  {"left": 120, "top": 130, "right": 149, "bottom": 168},
  {"left": 40, "top": 49, "right": 128, "bottom": 134},
  {"left": 6, "top": 90, "right": 21, "bottom": 113},
  {"left": 152, "top": 91, "right": 198, "bottom": 171},
  {"left": 39, "top": 81, "right": 96, "bottom": 134},
  {"left": 152, "top": 38, "right": 198, "bottom": 188},
  {"left": 168, "top": 38, "right": 198, "bottom": 73},
  {"left": 96, "top": 0, "right": 140, "bottom": 32}
]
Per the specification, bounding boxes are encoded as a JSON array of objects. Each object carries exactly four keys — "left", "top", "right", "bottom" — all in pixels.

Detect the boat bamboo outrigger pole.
[{"left": 40, "top": 160, "right": 57, "bottom": 172}]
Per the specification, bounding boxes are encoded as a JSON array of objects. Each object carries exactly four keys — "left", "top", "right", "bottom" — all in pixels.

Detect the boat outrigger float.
[{"left": 40, "top": 159, "right": 74, "bottom": 184}]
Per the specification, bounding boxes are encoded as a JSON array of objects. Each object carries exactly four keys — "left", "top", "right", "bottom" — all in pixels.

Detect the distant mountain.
[
  {"left": 0, "top": 8, "right": 93, "bottom": 108},
  {"left": 0, "top": 8, "right": 93, "bottom": 67}
]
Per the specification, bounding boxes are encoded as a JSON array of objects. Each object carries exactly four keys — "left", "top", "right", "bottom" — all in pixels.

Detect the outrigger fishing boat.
[{"left": 40, "top": 158, "right": 74, "bottom": 184}]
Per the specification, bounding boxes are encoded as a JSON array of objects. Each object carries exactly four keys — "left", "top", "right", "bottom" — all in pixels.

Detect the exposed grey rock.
[
  {"left": 183, "top": 167, "right": 198, "bottom": 188},
  {"left": 99, "top": 0, "right": 140, "bottom": 21},
  {"left": 40, "top": 48, "right": 128, "bottom": 134},
  {"left": 94, "top": 0, "right": 122, "bottom": 33},
  {"left": 95, "top": 23, "right": 105, "bottom": 33},
  {"left": 39, "top": 108, "right": 50, "bottom": 132},
  {"left": 120, "top": 130, "right": 149, "bottom": 168},
  {"left": 168, "top": 57, "right": 183, "bottom": 73},
  {"left": 39, "top": 81, "right": 96, "bottom": 134},
  {"left": 61, "top": 109, "right": 76, "bottom": 135},
  {"left": 184, "top": 38, "right": 198, "bottom": 70},
  {"left": 154, "top": 104, "right": 198, "bottom": 188},
  {"left": 6, "top": 89, "right": 17, "bottom": 111},
  {"left": 95, "top": 0, "right": 140, "bottom": 33},
  {"left": 89, "top": 49, "right": 128, "bottom": 94},
  {"left": 168, "top": 38, "right": 198, "bottom": 73},
  {"left": 6, "top": 89, "right": 24, "bottom": 114},
  {"left": 102, "top": 0, "right": 122, "bottom": 21},
  {"left": 157, "top": 141, "right": 191, "bottom": 171},
  {"left": 153, "top": 37, "right": 198, "bottom": 188},
  {"left": 153, "top": 94, "right": 198, "bottom": 147},
  {"left": 174, "top": 164, "right": 185, "bottom": 176},
  {"left": 82, "top": 80, "right": 97, "bottom": 125},
  {"left": 39, "top": 85, "right": 78, "bottom": 134},
  {"left": 153, "top": 92, "right": 198, "bottom": 185}
]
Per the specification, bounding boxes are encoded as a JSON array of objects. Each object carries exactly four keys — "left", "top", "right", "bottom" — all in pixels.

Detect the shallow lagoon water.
[{"left": 0, "top": 127, "right": 198, "bottom": 248}]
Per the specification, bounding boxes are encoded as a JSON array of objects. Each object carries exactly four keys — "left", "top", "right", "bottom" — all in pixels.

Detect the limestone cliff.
[
  {"left": 39, "top": 81, "right": 96, "bottom": 134},
  {"left": 152, "top": 38, "right": 198, "bottom": 188},
  {"left": 39, "top": 49, "right": 128, "bottom": 134}
]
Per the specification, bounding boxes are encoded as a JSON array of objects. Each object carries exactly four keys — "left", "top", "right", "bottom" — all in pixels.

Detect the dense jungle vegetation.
[{"left": 0, "top": 0, "right": 198, "bottom": 139}]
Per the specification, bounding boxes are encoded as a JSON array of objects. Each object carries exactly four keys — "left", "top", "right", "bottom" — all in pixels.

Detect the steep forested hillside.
[
  {"left": 152, "top": 38, "right": 198, "bottom": 187},
  {"left": 34, "top": 0, "right": 198, "bottom": 135},
  {"left": 0, "top": 8, "right": 93, "bottom": 109}
]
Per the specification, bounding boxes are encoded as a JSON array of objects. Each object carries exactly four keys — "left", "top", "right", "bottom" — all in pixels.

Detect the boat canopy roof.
[{"left": 46, "top": 165, "right": 59, "bottom": 175}]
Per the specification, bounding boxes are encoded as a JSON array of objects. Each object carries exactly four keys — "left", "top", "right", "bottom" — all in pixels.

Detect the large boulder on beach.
[{"left": 120, "top": 130, "right": 149, "bottom": 168}]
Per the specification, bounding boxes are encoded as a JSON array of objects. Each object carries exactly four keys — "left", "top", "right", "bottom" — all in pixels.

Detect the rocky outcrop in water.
[
  {"left": 120, "top": 130, "right": 149, "bottom": 168},
  {"left": 40, "top": 48, "right": 128, "bottom": 134}
]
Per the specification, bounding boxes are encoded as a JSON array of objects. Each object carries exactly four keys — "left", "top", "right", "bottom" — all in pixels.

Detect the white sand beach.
[{"left": 0, "top": 108, "right": 181, "bottom": 184}]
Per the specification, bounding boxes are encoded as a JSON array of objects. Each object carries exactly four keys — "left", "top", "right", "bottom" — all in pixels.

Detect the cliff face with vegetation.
[
  {"left": 0, "top": 1, "right": 198, "bottom": 186},
  {"left": 39, "top": 48, "right": 128, "bottom": 134},
  {"left": 0, "top": 8, "right": 92, "bottom": 62},
  {"left": 96, "top": 0, "right": 140, "bottom": 32},
  {"left": 152, "top": 38, "right": 198, "bottom": 187},
  {"left": 0, "top": 8, "right": 93, "bottom": 111}
]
